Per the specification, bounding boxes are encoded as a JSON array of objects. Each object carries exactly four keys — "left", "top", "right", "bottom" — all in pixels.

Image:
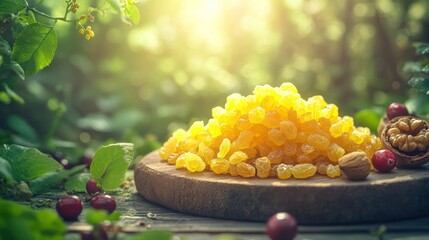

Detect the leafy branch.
[
  {"left": 402, "top": 42, "right": 429, "bottom": 117},
  {"left": 404, "top": 42, "right": 429, "bottom": 94},
  {"left": 0, "top": 0, "right": 141, "bottom": 104}
]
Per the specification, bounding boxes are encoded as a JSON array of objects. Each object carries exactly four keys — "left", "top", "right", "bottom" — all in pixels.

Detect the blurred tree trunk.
[
  {"left": 373, "top": 3, "right": 406, "bottom": 94},
  {"left": 334, "top": 0, "right": 354, "bottom": 103}
]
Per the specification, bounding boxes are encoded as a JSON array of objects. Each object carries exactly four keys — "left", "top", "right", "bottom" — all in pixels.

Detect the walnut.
[
  {"left": 377, "top": 115, "right": 388, "bottom": 137},
  {"left": 338, "top": 152, "right": 371, "bottom": 181},
  {"left": 381, "top": 116, "right": 429, "bottom": 168}
]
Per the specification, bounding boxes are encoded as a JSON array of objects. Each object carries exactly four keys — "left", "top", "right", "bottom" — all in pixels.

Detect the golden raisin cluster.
[{"left": 159, "top": 83, "right": 381, "bottom": 179}]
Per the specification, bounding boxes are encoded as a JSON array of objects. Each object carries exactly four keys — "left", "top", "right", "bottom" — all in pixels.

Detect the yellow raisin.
[
  {"left": 301, "top": 143, "right": 315, "bottom": 155},
  {"left": 175, "top": 153, "right": 187, "bottom": 168},
  {"left": 279, "top": 120, "right": 297, "bottom": 140},
  {"left": 291, "top": 163, "right": 317, "bottom": 179},
  {"left": 255, "top": 157, "right": 271, "bottom": 179},
  {"left": 236, "top": 117, "right": 253, "bottom": 131},
  {"left": 207, "top": 119, "right": 222, "bottom": 137},
  {"left": 283, "top": 142, "right": 297, "bottom": 156},
  {"left": 307, "top": 134, "right": 330, "bottom": 150},
  {"left": 159, "top": 137, "right": 177, "bottom": 160},
  {"left": 178, "top": 138, "right": 199, "bottom": 152},
  {"left": 217, "top": 138, "right": 231, "bottom": 158},
  {"left": 172, "top": 129, "right": 188, "bottom": 141},
  {"left": 229, "top": 164, "right": 238, "bottom": 176},
  {"left": 167, "top": 153, "right": 180, "bottom": 165},
  {"left": 248, "top": 107, "right": 266, "bottom": 123},
  {"left": 235, "top": 130, "right": 254, "bottom": 149},
  {"left": 316, "top": 161, "right": 329, "bottom": 175},
  {"left": 279, "top": 82, "right": 298, "bottom": 93},
  {"left": 182, "top": 152, "right": 206, "bottom": 172},
  {"left": 267, "top": 149, "right": 283, "bottom": 164},
  {"left": 327, "top": 143, "right": 345, "bottom": 162},
  {"left": 198, "top": 142, "right": 215, "bottom": 164},
  {"left": 189, "top": 121, "right": 205, "bottom": 136},
  {"left": 277, "top": 163, "right": 293, "bottom": 180},
  {"left": 269, "top": 164, "right": 278, "bottom": 177},
  {"left": 229, "top": 151, "right": 248, "bottom": 164},
  {"left": 263, "top": 111, "right": 281, "bottom": 128},
  {"left": 241, "top": 147, "right": 258, "bottom": 159},
  {"left": 236, "top": 162, "right": 256, "bottom": 178},
  {"left": 210, "top": 158, "right": 230, "bottom": 174},
  {"left": 326, "top": 164, "right": 341, "bottom": 178},
  {"left": 268, "top": 128, "right": 286, "bottom": 146}
]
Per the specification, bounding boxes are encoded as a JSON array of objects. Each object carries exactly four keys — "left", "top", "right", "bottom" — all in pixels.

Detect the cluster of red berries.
[
  {"left": 56, "top": 179, "right": 115, "bottom": 238},
  {"left": 56, "top": 178, "right": 116, "bottom": 239},
  {"left": 56, "top": 179, "right": 116, "bottom": 221}
]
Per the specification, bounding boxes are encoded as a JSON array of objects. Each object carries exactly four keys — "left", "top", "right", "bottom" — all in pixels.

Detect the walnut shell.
[
  {"left": 377, "top": 115, "right": 388, "bottom": 137},
  {"left": 338, "top": 152, "right": 371, "bottom": 181},
  {"left": 381, "top": 116, "right": 429, "bottom": 168}
]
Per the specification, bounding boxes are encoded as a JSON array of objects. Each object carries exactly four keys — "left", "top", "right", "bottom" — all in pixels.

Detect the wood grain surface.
[{"left": 134, "top": 151, "right": 429, "bottom": 224}]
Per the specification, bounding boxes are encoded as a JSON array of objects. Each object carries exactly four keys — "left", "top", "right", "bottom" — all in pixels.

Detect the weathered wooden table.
[{"left": 37, "top": 170, "right": 428, "bottom": 240}]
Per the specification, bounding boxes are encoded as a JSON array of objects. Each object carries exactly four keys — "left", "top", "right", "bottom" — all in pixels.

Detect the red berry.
[
  {"left": 56, "top": 195, "right": 83, "bottom": 221},
  {"left": 90, "top": 194, "right": 116, "bottom": 213},
  {"left": 86, "top": 179, "right": 102, "bottom": 194},
  {"left": 266, "top": 212, "right": 298, "bottom": 240},
  {"left": 387, "top": 103, "right": 409, "bottom": 120},
  {"left": 79, "top": 153, "right": 93, "bottom": 167},
  {"left": 372, "top": 149, "right": 397, "bottom": 172}
]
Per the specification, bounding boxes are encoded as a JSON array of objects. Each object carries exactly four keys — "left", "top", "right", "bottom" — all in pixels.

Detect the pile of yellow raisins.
[{"left": 159, "top": 83, "right": 381, "bottom": 179}]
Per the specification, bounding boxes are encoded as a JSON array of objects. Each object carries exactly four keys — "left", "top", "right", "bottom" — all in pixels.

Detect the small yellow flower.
[
  {"left": 89, "top": 30, "right": 95, "bottom": 38},
  {"left": 79, "top": 29, "right": 84, "bottom": 35},
  {"left": 85, "top": 34, "right": 91, "bottom": 40},
  {"left": 86, "top": 26, "right": 92, "bottom": 31}
]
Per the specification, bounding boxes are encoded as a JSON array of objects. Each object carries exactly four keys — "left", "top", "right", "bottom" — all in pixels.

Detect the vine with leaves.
[{"left": 0, "top": 0, "right": 140, "bottom": 104}]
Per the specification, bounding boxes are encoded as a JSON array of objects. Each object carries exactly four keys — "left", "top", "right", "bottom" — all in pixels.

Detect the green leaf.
[
  {"left": 0, "top": 0, "right": 28, "bottom": 14},
  {"left": 127, "top": 230, "right": 173, "bottom": 240},
  {"left": 403, "top": 62, "right": 429, "bottom": 74},
  {"left": 34, "top": 209, "right": 67, "bottom": 237},
  {"left": 6, "top": 86, "right": 24, "bottom": 104},
  {"left": 124, "top": 3, "right": 140, "bottom": 25},
  {"left": 0, "top": 157, "right": 15, "bottom": 183},
  {"left": 414, "top": 42, "right": 429, "bottom": 56},
  {"left": 0, "top": 144, "right": 62, "bottom": 181},
  {"left": 405, "top": 95, "right": 429, "bottom": 116},
  {"left": 4, "top": 61, "right": 25, "bottom": 80},
  {"left": 0, "top": 91, "right": 11, "bottom": 104},
  {"left": 354, "top": 109, "right": 383, "bottom": 133},
  {"left": 65, "top": 172, "right": 92, "bottom": 192},
  {"left": 18, "top": 10, "right": 37, "bottom": 25},
  {"left": 90, "top": 143, "right": 134, "bottom": 190},
  {"left": 105, "top": 0, "right": 121, "bottom": 13},
  {"left": 11, "top": 23, "right": 58, "bottom": 77},
  {"left": 6, "top": 115, "right": 37, "bottom": 142},
  {"left": 29, "top": 165, "right": 86, "bottom": 194},
  {"left": 0, "top": 37, "right": 11, "bottom": 58},
  {"left": 0, "top": 199, "right": 66, "bottom": 240},
  {"left": 84, "top": 208, "right": 121, "bottom": 225},
  {"left": 408, "top": 77, "right": 429, "bottom": 94}
]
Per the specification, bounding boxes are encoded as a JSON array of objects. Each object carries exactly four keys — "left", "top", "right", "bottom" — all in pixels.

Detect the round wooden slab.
[{"left": 134, "top": 151, "right": 429, "bottom": 224}]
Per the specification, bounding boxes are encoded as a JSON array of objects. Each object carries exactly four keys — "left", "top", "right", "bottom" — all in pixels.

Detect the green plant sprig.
[{"left": 0, "top": 0, "right": 141, "bottom": 105}]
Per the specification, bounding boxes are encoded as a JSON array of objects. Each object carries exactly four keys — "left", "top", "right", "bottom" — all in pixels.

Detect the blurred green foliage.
[{"left": 1, "top": 0, "right": 429, "bottom": 159}]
